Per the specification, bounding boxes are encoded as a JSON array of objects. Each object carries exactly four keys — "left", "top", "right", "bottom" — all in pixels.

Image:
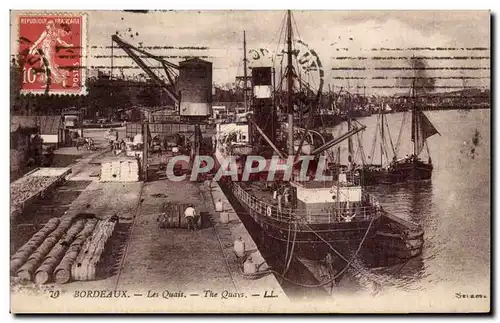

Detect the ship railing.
[
  {"left": 233, "top": 183, "right": 381, "bottom": 224},
  {"left": 299, "top": 204, "right": 381, "bottom": 223},
  {"left": 291, "top": 171, "right": 362, "bottom": 187}
]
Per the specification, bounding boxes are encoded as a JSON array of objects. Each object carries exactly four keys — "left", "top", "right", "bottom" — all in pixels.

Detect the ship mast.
[
  {"left": 243, "top": 30, "right": 248, "bottom": 112},
  {"left": 347, "top": 72, "right": 353, "bottom": 167},
  {"left": 411, "top": 57, "right": 417, "bottom": 157},
  {"left": 286, "top": 10, "right": 294, "bottom": 156}
]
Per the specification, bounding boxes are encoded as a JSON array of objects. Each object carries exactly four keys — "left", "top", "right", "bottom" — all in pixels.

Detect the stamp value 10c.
[{"left": 17, "top": 13, "right": 87, "bottom": 95}]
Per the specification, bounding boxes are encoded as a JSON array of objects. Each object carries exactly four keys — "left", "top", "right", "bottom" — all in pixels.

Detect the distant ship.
[{"left": 358, "top": 77, "right": 440, "bottom": 185}]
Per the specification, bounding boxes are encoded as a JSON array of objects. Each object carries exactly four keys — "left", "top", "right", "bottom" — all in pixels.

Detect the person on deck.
[
  {"left": 277, "top": 191, "right": 282, "bottom": 213},
  {"left": 283, "top": 186, "right": 290, "bottom": 206},
  {"left": 184, "top": 204, "right": 198, "bottom": 231},
  {"left": 341, "top": 211, "right": 356, "bottom": 223}
]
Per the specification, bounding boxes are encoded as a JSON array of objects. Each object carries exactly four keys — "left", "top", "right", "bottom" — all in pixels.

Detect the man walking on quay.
[{"left": 184, "top": 204, "right": 198, "bottom": 231}]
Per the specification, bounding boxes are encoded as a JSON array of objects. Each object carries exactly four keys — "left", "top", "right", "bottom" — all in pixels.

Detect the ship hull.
[
  {"left": 360, "top": 160, "right": 433, "bottom": 185},
  {"left": 222, "top": 181, "right": 382, "bottom": 260}
]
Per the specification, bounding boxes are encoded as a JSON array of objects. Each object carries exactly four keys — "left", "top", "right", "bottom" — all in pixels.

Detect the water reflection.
[{"left": 345, "top": 181, "right": 434, "bottom": 293}]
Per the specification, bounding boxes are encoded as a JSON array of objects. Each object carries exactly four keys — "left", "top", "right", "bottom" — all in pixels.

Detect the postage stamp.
[
  {"left": 17, "top": 13, "right": 87, "bottom": 95},
  {"left": 9, "top": 10, "right": 490, "bottom": 314}
]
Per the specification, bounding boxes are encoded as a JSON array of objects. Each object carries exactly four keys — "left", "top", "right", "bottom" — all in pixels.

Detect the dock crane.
[
  {"left": 111, "top": 35, "right": 179, "bottom": 106},
  {"left": 111, "top": 35, "right": 209, "bottom": 179}
]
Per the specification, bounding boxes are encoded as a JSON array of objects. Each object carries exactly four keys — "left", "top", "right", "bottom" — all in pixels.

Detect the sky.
[{"left": 10, "top": 10, "right": 491, "bottom": 95}]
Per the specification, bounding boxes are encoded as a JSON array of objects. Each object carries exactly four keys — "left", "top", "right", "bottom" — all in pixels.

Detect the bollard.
[
  {"left": 243, "top": 256, "right": 257, "bottom": 275},
  {"left": 234, "top": 236, "right": 245, "bottom": 258},
  {"left": 220, "top": 212, "right": 229, "bottom": 224},
  {"left": 215, "top": 199, "right": 224, "bottom": 212}
]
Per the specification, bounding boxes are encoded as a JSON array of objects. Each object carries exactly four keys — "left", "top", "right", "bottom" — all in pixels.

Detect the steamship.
[{"left": 213, "top": 11, "right": 424, "bottom": 261}]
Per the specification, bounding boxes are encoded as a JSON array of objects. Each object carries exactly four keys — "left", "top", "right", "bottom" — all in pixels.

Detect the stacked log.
[
  {"left": 34, "top": 219, "right": 87, "bottom": 285},
  {"left": 54, "top": 219, "right": 98, "bottom": 284},
  {"left": 16, "top": 217, "right": 77, "bottom": 283},
  {"left": 10, "top": 218, "right": 60, "bottom": 275},
  {"left": 71, "top": 218, "right": 117, "bottom": 281}
]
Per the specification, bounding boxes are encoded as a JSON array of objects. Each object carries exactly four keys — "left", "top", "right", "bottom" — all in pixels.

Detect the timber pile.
[
  {"left": 53, "top": 219, "right": 98, "bottom": 284},
  {"left": 100, "top": 157, "right": 139, "bottom": 182},
  {"left": 71, "top": 218, "right": 117, "bottom": 281}
]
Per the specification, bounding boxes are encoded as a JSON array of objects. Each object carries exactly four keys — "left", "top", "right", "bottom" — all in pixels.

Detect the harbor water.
[{"left": 330, "top": 109, "right": 490, "bottom": 296}]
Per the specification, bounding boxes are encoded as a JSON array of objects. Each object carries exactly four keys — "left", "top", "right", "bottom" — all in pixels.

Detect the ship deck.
[{"left": 239, "top": 182, "right": 279, "bottom": 206}]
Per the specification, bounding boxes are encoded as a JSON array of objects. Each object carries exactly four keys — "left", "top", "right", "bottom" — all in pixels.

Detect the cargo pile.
[
  {"left": 54, "top": 219, "right": 98, "bottom": 284},
  {"left": 10, "top": 215, "right": 117, "bottom": 285},
  {"left": 100, "top": 157, "right": 140, "bottom": 182},
  {"left": 11, "top": 176, "right": 54, "bottom": 207},
  {"left": 71, "top": 219, "right": 117, "bottom": 281},
  {"left": 10, "top": 167, "right": 71, "bottom": 217}
]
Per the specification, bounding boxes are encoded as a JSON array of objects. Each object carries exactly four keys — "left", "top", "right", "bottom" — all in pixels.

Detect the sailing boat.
[
  {"left": 213, "top": 11, "right": 423, "bottom": 263},
  {"left": 359, "top": 69, "right": 440, "bottom": 185}
]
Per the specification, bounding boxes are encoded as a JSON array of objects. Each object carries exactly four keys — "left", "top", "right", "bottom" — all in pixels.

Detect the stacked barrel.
[
  {"left": 53, "top": 219, "right": 98, "bottom": 284},
  {"left": 161, "top": 203, "right": 202, "bottom": 229},
  {"left": 10, "top": 218, "right": 60, "bottom": 276},
  {"left": 10, "top": 214, "right": 117, "bottom": 285}
]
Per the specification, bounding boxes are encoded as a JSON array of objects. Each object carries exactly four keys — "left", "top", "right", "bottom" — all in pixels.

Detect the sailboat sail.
[{"left": 412, "top": 110, "right": 440, "bottom": 156}]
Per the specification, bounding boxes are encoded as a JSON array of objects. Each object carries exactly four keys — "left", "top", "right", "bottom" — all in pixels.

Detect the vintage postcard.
[{"left": 9, "top": 10, "right": 490, "bottom": 313}]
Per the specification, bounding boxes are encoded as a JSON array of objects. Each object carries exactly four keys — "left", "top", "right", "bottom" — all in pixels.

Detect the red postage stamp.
[{"left": 17, "top": 13, "right": 87, "bottom": 95}]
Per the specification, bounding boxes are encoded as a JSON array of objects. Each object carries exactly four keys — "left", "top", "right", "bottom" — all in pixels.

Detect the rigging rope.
[
  {"left": 272, "top": 13, "right": 287, "bottom": 67},
  {"left": 384, "top": 114, "right": 397, "bottom": 158},
  {"left": 395, "top": 110, "right": 408, "bottom": 156},
  {"left": 369, "top": 115, "right": 380, "bottom": 163},
  {"left": 215, "top": 181, "right": 409, "bottom": 290},
  {"left": 282, "top": 212, "right": 293, "bottom": 277},
  {"left": 356, "top": 131, "right": 367, "bottom": 166},
  {"left": 299, "top": 219, "right": 386, "bottom": 287},
  {"left": 237, "top": 216, "right": 375, "bottom": 288},
  {"left": 282, "top": 219, "right": 297, "bottom": 278},
  {"left": 425, "top": 141, "right": 431, "bottom": 160}
]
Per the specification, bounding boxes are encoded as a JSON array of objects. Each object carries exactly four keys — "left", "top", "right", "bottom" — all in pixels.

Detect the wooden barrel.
[
  {"left": 27, "top": 237, "right": 57, "bottom": 262},
  {"left": 10, "top": 258, "right": 25, "bottom": 275},
  {"left": 164, "top": 204, "right": 200, "bottom": 229},
  {"left": 54, "top": 264, "right": 71, "bottom": 284},
  {"left": 16, "top": 216, "right": 79, "bottom": 282},
  {"left": 30, "top": 219, "right": 87, "bottom": 284},
  {"left": 16, "top": 258, "right": 39, "bottom": 282},
  {"left": 34, "top": 263, "right": 53, "bottom": 285}
]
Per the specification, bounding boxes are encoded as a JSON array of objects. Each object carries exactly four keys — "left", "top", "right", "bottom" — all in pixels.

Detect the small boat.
[{"left": 358, "top": 76, "right": 440, "bottom": 185}]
